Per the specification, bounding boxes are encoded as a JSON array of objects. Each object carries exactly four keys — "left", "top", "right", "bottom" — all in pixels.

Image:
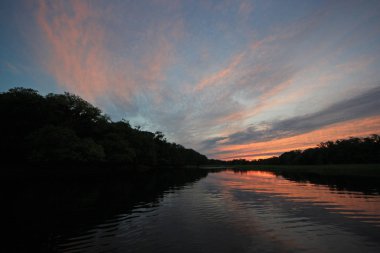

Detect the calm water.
[{"left": 5, "top": 169, "right": 380, "bottom": 252}]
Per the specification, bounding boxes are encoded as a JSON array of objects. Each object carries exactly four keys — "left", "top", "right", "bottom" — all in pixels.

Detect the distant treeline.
[
  {"left": 223, "top": 134, "right": 380, "bottom": 166},
  {"left": 0, "top": 88, "right": 207, "bottom": 167}
]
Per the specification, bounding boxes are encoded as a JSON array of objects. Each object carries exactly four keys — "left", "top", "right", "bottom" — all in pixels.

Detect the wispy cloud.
[
  {"left": 37, "top": 0, "right": 110, "bottom": 101},
  {"left": 36, "top": 0, "right": 182, "bottom": 105},
  {"left": 3, "top": 62, "right": 21, "bottom": 74},
  {"left": 11, "top": 0, "right": 378, "bottom": 160},
  {"left": 205, "top": 85, "right": 380, "bottom": 149},
  {"left": 238, "top": 0, "right": 254, "bottom": 18},
  {"left": 193, "top": 52, "right": 245, "bottom": 91}
]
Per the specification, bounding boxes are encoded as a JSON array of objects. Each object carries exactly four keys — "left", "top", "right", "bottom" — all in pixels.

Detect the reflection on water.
[
  {"left": 3, "top": 168, "right": 380, "bottom": 252},
  {"left": 229, "top": 170, "right": 380, "bottom": 224}
]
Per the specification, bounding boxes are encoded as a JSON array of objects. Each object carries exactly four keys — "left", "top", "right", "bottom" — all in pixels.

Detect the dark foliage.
[{"left": 0, "top": 87, "right": 208, "bottom": 167}]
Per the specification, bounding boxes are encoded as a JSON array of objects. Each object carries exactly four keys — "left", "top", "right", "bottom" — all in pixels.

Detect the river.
[{"left": 4, "top": 168, "right": 380, "bottom": 252}]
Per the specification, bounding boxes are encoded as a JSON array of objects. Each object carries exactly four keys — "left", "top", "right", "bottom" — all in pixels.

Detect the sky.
[{"left": 1, "top": 0, "right": 380, "bottom": 160}]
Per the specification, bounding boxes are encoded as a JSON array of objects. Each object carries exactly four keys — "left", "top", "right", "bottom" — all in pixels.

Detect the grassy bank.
[{"left": 228, "top": 164, "right": 380, "bottom": 178}]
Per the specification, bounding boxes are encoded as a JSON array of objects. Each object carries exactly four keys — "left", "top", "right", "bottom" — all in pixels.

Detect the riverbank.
[{"left": 227, "top": 164, "right": 380, "bottom": 178}]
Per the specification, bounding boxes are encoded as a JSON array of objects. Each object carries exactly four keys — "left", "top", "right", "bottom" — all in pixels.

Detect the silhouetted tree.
[
  {"left": 27, "top": 125, "right": 105, "bottom": 163},
  {"left": 0, "top": 87, "right": 208, "bottom": 168}
]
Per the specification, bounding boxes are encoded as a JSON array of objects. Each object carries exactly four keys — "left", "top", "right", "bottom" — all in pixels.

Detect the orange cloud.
[{"left": 213, "top": 115, "right": 380, "bottom": 160}]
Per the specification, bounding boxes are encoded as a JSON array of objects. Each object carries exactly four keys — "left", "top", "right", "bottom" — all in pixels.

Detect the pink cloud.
[
  {"left": 36, "top": 0, "right": 181, "bottom": 105},
  {"left": 37, "top": 0, "right": 120, "bottom": 102},
  {"left": 193, "top": 52, "right": 245, "bottom": 91}
]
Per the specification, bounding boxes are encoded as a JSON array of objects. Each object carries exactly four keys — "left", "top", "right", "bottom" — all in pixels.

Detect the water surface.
[{"left": 5, "top": 169, "right": 380, "bottom": 252}]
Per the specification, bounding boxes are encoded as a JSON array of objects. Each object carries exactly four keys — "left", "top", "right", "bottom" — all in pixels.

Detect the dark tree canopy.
[{"left": 0, "top": 87, "right": 208, "bottom": 168}]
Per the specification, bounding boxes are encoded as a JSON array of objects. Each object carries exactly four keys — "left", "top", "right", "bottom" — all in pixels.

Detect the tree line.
[
  {"left": 2, "top": 87, "right": 378, "bottom": 168},
  {"left": 0, "top": 87, "right": 207, "bottom": 167},
  {"left": 225, "top": 134, "right": 380, "bottom": 165}
]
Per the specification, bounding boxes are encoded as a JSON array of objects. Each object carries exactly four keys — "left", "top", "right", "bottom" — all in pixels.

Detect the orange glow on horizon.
[{"left": 214, "top": 115, "right": 380, "bottom": 160}]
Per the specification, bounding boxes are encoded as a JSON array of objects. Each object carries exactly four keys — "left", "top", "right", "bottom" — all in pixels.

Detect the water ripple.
[{"left": 55, "top": 170, "right": 380, "bottom": 253}]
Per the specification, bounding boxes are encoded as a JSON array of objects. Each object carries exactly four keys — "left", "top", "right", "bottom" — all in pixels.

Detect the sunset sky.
[{"left": 1, "top": 0, "right": 380, "bottom": 160}]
